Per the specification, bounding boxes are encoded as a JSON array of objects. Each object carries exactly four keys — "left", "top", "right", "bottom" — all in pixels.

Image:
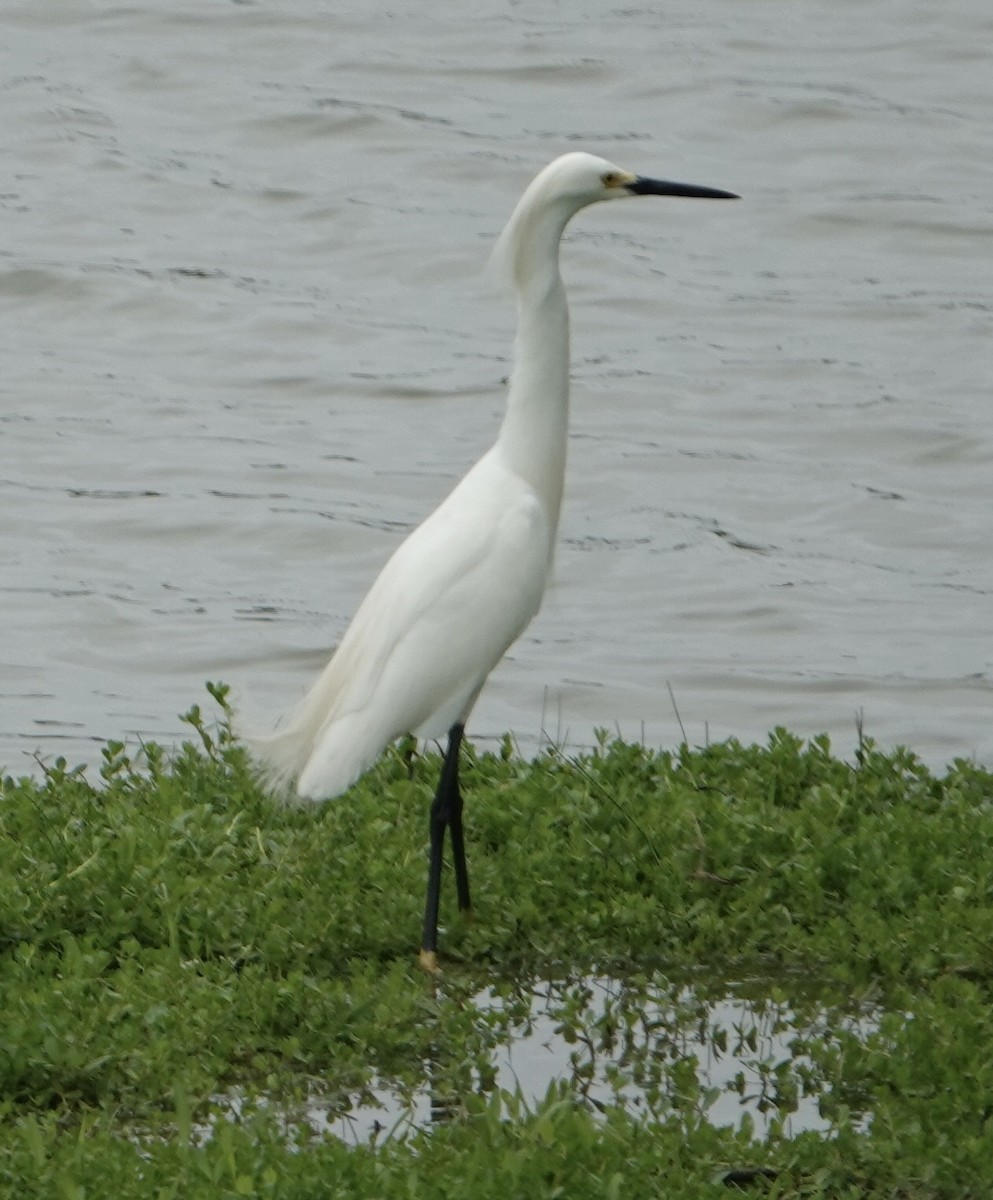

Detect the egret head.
[
  {"left": 489, "top": 152, "right": 737, "bottom": 288},
  {"left": 529, "top": 151, "right": 738, "bottom": 209}
]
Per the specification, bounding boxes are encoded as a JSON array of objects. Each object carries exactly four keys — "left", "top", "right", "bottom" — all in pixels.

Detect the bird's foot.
[{"left": 418, "top": 947, "right": 441, "bottom": 975}]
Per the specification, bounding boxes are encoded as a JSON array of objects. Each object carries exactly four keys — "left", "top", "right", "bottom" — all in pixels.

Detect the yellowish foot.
[{"left": 419, "top": 948, "right": 441, "bottom": 975}]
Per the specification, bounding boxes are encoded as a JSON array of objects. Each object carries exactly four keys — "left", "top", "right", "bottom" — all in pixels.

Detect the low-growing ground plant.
[{"left": 2, "top": 684, "right": 992, "bottom": 1197}]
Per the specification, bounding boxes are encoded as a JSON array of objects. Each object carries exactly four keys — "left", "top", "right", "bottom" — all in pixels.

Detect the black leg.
[
  {"left": 419, "top": 723, "right": 468, "bottom": 971},
  {"left": 447, "top": 729, "right": 471, "bottom": 914}
]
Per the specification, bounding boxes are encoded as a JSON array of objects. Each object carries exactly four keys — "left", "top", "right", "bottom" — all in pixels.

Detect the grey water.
[{"left": 2, "top": 0, "right": 991, "bottom": 776}]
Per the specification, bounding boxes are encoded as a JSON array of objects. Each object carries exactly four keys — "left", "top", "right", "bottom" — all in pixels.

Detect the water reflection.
[{"left": 204, "top": 974, "right": 878, "bottom": 1145}]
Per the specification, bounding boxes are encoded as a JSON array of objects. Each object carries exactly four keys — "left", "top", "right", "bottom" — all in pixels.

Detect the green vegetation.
[{"left": 2, "top": 683, "right": 993, "bottom": 1197}]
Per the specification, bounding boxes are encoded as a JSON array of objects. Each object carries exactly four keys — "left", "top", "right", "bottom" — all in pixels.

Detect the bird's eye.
[{"left": 601, "top": 172, "right": 620, "bottom": 188}]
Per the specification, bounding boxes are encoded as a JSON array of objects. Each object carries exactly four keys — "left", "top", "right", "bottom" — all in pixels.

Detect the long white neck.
[{"left": 492, "top": 197, "right": 574, "bottom": 532}]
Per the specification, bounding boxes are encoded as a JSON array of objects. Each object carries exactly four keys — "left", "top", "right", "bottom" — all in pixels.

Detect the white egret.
[{"left": 253, "top": 152, "right": 738, "bottom": 970}]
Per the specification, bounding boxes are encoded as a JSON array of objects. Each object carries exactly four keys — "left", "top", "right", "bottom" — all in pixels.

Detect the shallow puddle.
[{"left": 204, "top": 974, "right": 878, "bottom": 1145}]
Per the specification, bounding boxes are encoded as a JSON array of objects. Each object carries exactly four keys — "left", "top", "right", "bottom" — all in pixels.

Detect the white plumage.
[{"left": 261, "top": 448, "right": 552, "bottom": 799}]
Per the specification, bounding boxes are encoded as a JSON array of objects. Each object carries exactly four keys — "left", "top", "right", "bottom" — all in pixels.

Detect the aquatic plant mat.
[{"left": 3, "top": 687, "right": 993, "bottom": 1197}]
